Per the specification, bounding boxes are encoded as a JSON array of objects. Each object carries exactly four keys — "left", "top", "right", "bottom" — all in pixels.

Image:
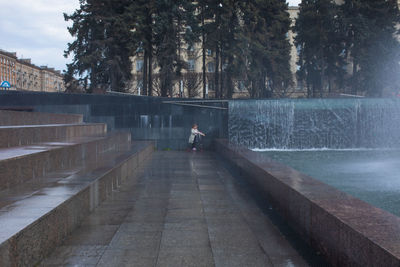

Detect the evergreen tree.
[
  {"left": 195, "top": 0, "right": 216, "bottom": 98},
  {"left": 294, "top": 0, "right": 344, "bottom": 97},
  {"left": 127, "top": 0, "right": 155, "bottom": 96},
  {"left": 240, "top": 0, "right": 292, "bottom": 98},
  {"left": 64, "top": 0, "right": 134, "bottom": 92},
  {"left": 341, "top": 0, "right": 400, "bottom": 96},
  {"left": 64, "top": 1, "right": 105, "bottom": 92},
  {"left": 201, "top": 1, "right": 223, "bottom": 98},
  {"left": 220, "top": 0, "right": 242, "bottom": 98},
  {"left": 152, "top": 0, "right": 198, "bottom": 97},
  {"left": 199, "top": 0, "right": 242, "bottom": 98},
  {"left": 198, "top": 1, "right": 208, "bottom": 98},
  {"left": 64, "top": 0, "right": 296, "bottom": 98},
  {"left": 260, "top": 0, "right": 293, "bottom": 97},
  {"left": 106, "top": 2, "right": 135, "bottom": 92}
]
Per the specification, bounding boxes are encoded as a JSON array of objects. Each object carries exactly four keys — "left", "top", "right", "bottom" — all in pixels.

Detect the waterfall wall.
[{"left": 229, "top": 98, "right": 400, "bottom": 149}]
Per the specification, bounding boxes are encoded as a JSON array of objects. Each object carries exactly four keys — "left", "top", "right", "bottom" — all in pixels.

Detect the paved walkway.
[{"left": 40, "top": 151, "right": 312, "bottom": 267}]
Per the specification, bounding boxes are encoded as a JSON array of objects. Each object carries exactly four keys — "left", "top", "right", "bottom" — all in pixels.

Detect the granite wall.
[
  {"left": 215, "top": 139, "right": 400, "bottom": 267},
  {"left": 0, "top": 91, "right": 228, "bottom": 150}
]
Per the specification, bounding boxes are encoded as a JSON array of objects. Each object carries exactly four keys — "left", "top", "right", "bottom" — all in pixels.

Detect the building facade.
[
  {"left": 40, "top": 67, "right": 65, "bottom": 92},
  {"left": 131, "top": 44, "right": 265, "bottom": 98},
  {"left": 0, "top": 50, "right": 17, "bottom": 89},
  {"left": 16, "top": 58, "right": 42, "bottom": 92},
  {"left": 129, "top": 41, "right": 254, "bottom": 99},
  {"left": 0, "top": 49, "right": 65, "bottom": 92}
]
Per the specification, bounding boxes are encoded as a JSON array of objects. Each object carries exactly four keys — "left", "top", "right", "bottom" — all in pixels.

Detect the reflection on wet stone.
[{"left": 37, "top": 151, "right": 312, "bottom": 266}]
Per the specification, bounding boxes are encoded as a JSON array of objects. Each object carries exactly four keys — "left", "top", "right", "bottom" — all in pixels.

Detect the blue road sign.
[{"left": 0, "top": 81, "right": 11, "bottom": 88}]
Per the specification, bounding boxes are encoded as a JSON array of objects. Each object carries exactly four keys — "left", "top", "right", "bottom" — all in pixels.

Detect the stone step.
[
  {"left": 0, "top": 131, "right": 131, "bottom": 191},
  {"left": 0, "top": 123, "right": 107, "bottom": 148},
  {"left": 0, "top": 141, "right": 154, "bottom": 267},
  {"left": 0, "top": 110, "right": 83, "bottom": 126}
]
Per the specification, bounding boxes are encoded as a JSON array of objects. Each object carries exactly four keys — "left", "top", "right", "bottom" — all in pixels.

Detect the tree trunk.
[
  {"left": 215, "top": 44, "right": 220, "bottom": 98},
  {"left": 320, "top": 60, "right": 326, "bottom": 97},
  {"left": 143, "top": 51, "right": 148, "bottom": 96},
  {"left": 201, "top": 5, "right": 206, "bottom": 99},
  {"left": 214, "top": 8, "right": 221, "bottom": 99},
  {"left": 226, "top": 56, "right": 233, "bottom": 98},
  {"left": 146, "top": 11, "right": 153, "bottom": 96},
  {"left": 352, "top": 58, "right": 357, "bottom": 95},
  {"left": 226, "top": 71, "right": 233, "bottom": 98},
  {"left": 220, "top": 52, "right": 224, "bottom": 98},
  {"left": 148, "top": 45, "right": 153, "bottom": 96}
]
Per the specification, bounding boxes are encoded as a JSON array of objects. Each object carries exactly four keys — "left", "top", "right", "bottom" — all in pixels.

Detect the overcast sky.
[{"left": 0, "top": 0, "right": 301, "bottom": 72}]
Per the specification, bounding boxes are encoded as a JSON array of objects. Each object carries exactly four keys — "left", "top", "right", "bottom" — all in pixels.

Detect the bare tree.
[
  {"left": 151, "top": 74, "right": 162, "bottom": 96},
  {"left": 182, "top": 72, "right": 202, "bottom": 98}
]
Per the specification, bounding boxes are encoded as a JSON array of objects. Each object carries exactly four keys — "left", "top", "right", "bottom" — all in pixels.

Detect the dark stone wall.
[
  {"left": 0, "top": 91, "right": 228, "bottom": 150},
  {"left": 215, "top": 139, "right": 400, "bottom": 267}
]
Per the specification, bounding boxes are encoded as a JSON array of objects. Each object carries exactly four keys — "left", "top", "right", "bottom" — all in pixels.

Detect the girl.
[{"left": 188, "top": 124, "right": 205, "bottom": 151}]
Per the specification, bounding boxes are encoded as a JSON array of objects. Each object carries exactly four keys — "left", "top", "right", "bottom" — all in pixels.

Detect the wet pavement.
[{"left": 40, "top": 151, "right": 312, "bottom": 267}]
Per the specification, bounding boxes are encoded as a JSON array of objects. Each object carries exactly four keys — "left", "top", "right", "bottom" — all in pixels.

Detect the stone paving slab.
[{"left": 40, "top": 151, "right": 315, "bottom": 267}]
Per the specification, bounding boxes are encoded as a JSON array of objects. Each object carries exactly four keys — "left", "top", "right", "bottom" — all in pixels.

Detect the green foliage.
[
  {"left": 294, "top": 0, "right": 345, "bottom": 97},
  {"left": 197, "top": 0, "right": 292, "bottom": 98},
  {"left": 238, "top": 0, "right": 293, "bottom": 98},
  {"left": 341, "top": 0, "right": 400, "bottom": 96},
  {"left": 126, "top": 0, "right": 155, "bottom": 96},
  {"left": 64, "top": 0, "right": 134, "bottom": 92},
  {"left": 131, "top": 0, "right": 199, "bottom": 97},
  {"left": 295, "top": 0, "right": 400, "bottom": 97},
  {"left": 65, "top": 0, "right": 293, "bottom": 98}
]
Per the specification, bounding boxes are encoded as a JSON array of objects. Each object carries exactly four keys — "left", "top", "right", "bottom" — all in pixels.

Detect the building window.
[
  {"left": 207, "top": 62, "right": 214, "bottom": 72},
  {"left": 187, "top": 59, "right": 195, "bottom": 71},
  {"left": 136, "top": 60, "right": 144, "bottom": 72}
]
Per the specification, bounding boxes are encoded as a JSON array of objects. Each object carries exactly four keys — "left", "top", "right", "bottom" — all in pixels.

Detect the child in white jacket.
[{"left": 188, "top": 124, "right": 205, "bottom": 151}]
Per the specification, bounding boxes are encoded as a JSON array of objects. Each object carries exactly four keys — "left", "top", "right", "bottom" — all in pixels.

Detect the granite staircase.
[{"left": 0, "top": 110, "right": 154, "bottom": 266}]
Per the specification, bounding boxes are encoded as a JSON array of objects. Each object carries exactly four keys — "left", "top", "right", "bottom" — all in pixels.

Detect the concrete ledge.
[
  {"left": 215, "top": 139, "right": 400, "bottom": 266},
  {"left": 0, "top": 110, "right": 83, "bottom": 125},
  {"left": 0, "top": 141, "right": 154, "bottom": 266},
  {"left": 0, "top": 123, "right": 106, "bottom": 148}
]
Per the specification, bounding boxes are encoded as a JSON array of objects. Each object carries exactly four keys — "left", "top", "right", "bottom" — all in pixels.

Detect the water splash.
[{"left": 229, "top": 98, "right": 400, "bottom": 149}]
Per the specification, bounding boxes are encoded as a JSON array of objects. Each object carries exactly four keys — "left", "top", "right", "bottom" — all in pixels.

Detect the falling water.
[{"left": 229, "top": 98, "right": 400, "bottom": 149}]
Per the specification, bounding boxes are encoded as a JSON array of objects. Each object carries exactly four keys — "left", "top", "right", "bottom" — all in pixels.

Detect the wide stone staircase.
[{"left": 0, "top": 110, "right": 153, "bottom": 266}]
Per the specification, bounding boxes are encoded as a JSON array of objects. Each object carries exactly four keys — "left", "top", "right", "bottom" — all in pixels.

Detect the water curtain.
[{"left": 229, "top": 98, "right": 400, "bottom": 149}]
